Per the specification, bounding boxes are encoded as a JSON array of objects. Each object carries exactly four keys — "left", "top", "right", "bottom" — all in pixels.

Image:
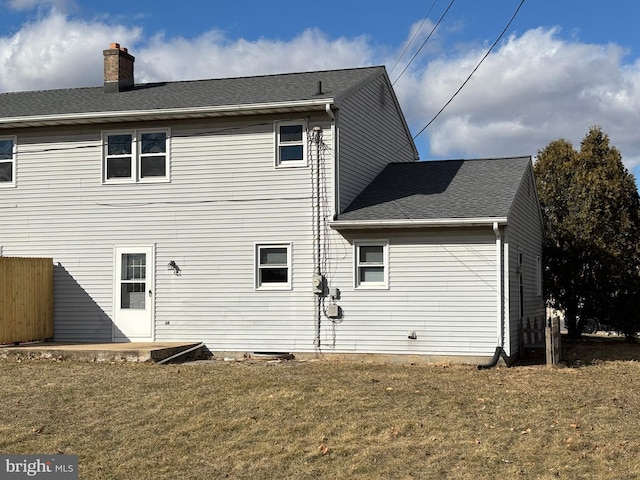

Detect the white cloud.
[
  {"left": 3, "top": 0, "right": 74, "bottom": 12},
  {"left": 0, "top": 12, "right": 374, "bottom": 91},
  {"left": 136, "top": 28, "right": 375, "bottom": 83},
  {"left": 1, "top": 11, "right": 640, "bottom": 175},
  {"left": 393, "top": 27, "right": 640, "bottom": 172},
  {"left": 0, "top": 11, "right": 138, "bottom": 91}
]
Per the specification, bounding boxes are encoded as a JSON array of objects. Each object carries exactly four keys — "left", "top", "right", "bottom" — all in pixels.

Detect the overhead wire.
[
  {"left": 392, "top": 0, "right": 456, "bottom": 86},
  {"left": 412, "top": 0, "right": 526, "bottom": 141},
  {"left": 388, "top": 0, "right": 440, "bottom": 76}
]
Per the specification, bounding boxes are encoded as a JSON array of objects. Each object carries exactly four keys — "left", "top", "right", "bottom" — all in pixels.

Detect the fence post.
[{"left": 545, "top": 316, "right": 561, "bottom": 366}]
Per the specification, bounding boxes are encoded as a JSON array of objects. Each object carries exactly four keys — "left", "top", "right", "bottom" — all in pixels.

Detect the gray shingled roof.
[
  {"left": 0, "top": 66, "right": 384, "bottom": 119},
  {"left": 338, "top": 157, "right": 532, "bottom": 222}
]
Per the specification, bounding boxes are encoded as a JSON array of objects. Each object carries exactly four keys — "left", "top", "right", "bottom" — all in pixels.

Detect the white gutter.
[
  {"left": 330, "top": 217, "right": 508, "bottom": 230},
  {"left": 0, "top": 99, "right": 336, "bottom": 128},
  {"left": 325, "top": 103, "right": 335, "bottom": 120}
]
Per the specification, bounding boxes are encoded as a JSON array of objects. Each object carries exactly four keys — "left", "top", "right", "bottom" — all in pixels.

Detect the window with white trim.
[
  {"left": 103, "top": 129, "right": 170, "bottom": 183},
  {"left": 0, "top": 136, "right": 16, "bottom": 187},
  {"left": 255, "top": 243, "right": 292, "bottom": 289},
  {"left": 355, "top": 242, "right": 389, "bottom": 288},
  {"left": 275, "top": 121, "right": 307, "bottom": 167}
]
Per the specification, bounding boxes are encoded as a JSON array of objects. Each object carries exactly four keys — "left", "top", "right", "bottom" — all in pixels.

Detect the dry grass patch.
[{"left": 1, "top": 341, "right": 639, "bottom": 479}]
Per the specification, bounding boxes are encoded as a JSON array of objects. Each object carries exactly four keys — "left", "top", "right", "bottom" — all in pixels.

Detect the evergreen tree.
[{"left": 534, "top": 127, "right": 640, "bottom": 339}]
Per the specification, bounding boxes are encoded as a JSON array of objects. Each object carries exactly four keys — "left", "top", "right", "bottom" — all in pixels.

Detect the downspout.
[
  {"left": 478, "top": 222, "right": 504, "bottom": 370},
  {"left": 313, "top": 125, "right": 323, "bottom": 348},
  {"left": 314, "top": 103, "right": 337, "bottom": 349},
  {"left": 325, "top": 103, "right": 338, "bottom": 220}
]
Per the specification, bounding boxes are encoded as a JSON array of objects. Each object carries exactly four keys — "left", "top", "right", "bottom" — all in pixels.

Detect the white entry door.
[{"left": 113, "top": 246, "right": 154, "bottom": 341}]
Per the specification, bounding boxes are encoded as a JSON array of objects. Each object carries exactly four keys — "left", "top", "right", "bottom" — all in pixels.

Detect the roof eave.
[
  {"left": 330, "top": 217, "right": 509, "bottom": 230},
  {"left": 0, "top": 98, "right": 336, "bottom": 128}
]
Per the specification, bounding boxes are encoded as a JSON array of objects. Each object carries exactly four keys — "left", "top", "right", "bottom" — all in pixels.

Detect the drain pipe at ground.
[
  {"left": 157, "top": 342, "right": 205, "bottom": 365},
  {"left": 478, "top": 222, "right": 505, "bottom": 370}
]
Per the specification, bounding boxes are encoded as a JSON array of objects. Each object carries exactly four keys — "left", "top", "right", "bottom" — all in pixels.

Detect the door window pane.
[
  {"left": 121, "top": 254, "right": 146, "bottom": 309},
  {"left": 121, "top": 283, "right": 146, "bottom": 309},
  {"left": 122, "top": 254, "right": 146, "bottom": 280}
]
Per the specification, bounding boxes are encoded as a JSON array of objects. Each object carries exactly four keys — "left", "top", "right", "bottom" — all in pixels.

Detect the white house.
[{"left": 0, "top": 44, "right": 544, "bottom": 364}]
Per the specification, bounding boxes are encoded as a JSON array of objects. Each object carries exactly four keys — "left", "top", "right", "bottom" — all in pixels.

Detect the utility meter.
[{"left": 312, "top": 274, "right": 324, "bottom": 294}]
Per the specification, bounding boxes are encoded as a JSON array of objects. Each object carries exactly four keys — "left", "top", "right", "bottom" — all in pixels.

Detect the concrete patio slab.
[{"left": 0, "top": 342, "right": 205, "bottom": 363}]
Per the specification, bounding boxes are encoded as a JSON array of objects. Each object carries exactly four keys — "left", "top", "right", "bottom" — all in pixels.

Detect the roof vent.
[
  {"left": 103, "top": 43, "right": 135, "bottom": 93},
  {"left": 316, "top": 80, "right": 323, "bottom": 95}
]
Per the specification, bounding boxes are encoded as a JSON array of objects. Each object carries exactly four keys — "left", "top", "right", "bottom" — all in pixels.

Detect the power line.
[
  {"left": 392, "top": 0, "right": 456, "bottom": 86},
  {"left": 412, "top": 0, "right": 526, "bottom": 141},
  {"left": 388, "top": 0, "right": 440, "bottom": 76}
]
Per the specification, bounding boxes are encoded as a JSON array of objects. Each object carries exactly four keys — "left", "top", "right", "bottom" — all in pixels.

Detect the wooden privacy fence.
[
  {"left": 520, "top": 315, "right": 562, "bottom": 366},
  {"left": 0, "top": 257, "right": 54, "bottom": 344}
]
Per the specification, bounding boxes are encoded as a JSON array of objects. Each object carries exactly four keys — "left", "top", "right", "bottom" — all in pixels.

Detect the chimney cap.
[{"left": 108, "top": 42, "right": 128, "bottom": 53}]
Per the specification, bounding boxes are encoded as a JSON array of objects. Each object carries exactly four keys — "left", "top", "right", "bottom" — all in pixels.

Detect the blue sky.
[{"left": 2, "top": 0, "right": 640, "bottom": 182}]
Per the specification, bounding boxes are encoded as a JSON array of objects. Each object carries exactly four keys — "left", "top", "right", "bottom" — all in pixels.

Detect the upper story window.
[
  {"left": 0, "top": 136, "right": 16, "bottom": 187},
  {"left": 275, "top": 121, "right": 307, "bottom": 167},
  {"left": 103, "top": 129, "right": 170, "bottom": 183},
  {"left": 355, "top": 241, "right": 389, "bottom": 289}
]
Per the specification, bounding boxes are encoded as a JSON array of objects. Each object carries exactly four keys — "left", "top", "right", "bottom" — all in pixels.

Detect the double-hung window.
[
  {"left": 355, "top": 242, "right": 389, "bottom": 288},
  {"left": 275, "top": 121, "right": 307, "bottom": 167},
  {"left": 103, "top": 128, "right": 170, "bottom": 183},
  {"left": 0, "top": 136, "right": 16, "bottom": 187},
  {"left": 255, "top": 243, "right": 292, "bottom": 290}
]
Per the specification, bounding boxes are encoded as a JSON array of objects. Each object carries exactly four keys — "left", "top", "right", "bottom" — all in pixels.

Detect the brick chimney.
[{"left": 103, "top": 43, "right": 135, "bottom": 93}]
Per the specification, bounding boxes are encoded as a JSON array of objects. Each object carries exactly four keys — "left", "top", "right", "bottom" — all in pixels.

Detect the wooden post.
[{"left": 545, "top": 316, "right": 561, "bottom": 366}]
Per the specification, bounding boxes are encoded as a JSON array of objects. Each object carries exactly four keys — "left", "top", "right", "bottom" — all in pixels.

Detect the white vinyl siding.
[
  {"left": 324, "top": 229, "right": 499, "bottom": 357},
  {"left": 504, "top": 164, "right": 545, "bottom": 357},
  {"left": 0, "top": 136, "right": 16, "bottom": 187},
  {"left": 0, "top": 118, "right": 332, "bottom": 349},
  {"left": 337, "top": 74, "right": 417, "bottom": 211}
]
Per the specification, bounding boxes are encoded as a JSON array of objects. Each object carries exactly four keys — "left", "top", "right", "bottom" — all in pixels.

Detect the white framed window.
[
  {"left": 255, "top": 243, "right": 292, "bottom": 290},
  {"left": 103, "top": 128, "right": 170, "bottom": 183},
  {"left": 0, "top": 136, "right": 16, "bottom": 187},
  {"left": 355, "top": 241, "right": 389, "bottom": 289},
  {"left": 275, "top": 121, "right": 307, "bottom": 167}
]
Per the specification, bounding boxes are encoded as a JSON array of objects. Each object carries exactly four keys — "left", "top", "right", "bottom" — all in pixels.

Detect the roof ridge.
[{"left": 0, "top": 65, "right": 385, "bottom": 97}]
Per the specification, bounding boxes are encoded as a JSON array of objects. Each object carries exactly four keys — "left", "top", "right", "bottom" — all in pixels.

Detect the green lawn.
[{"left": 1, "top": 337, "right": 639, "bottom": 479}]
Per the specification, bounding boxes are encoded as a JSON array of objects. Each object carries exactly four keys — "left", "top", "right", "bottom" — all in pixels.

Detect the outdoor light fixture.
[{"left": 167, "top": 260, "right": 181, "bottom": 275}]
